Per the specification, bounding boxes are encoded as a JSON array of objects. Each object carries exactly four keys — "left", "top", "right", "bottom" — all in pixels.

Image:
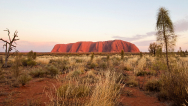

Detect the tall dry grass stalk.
[{"left": 86, "top": 71, "right": 122, "bottom": 106}]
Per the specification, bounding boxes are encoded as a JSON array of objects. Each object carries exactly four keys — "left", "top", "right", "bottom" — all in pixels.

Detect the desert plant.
[
  {"left": 27, "top": 59, "right": 37, "bottom": 66},
  {"left": 12, "top": 51, "right": 22, "bottom": 78},
  {"left": 121, "top": 49, "right": 124, "bottom": 60},
  {"left": 160, "top": 66, "right": 188, "bottom": 105},
  {"left": 139, "top": 52, "right": 143, "bottom": 58},
  {"left": 87, "top": 62, "right": 98, "bottom": 69},
  {"left": 57, "top": 83, "right": 92, "bottom": 98},
  {"left": 27, "top": 50, "right": 37, "bottom": 60},
  {"left": 80, "top": 71, "right": 99, "bottom": 84},
  {"left": 18, "top": 73, "right": 32, "bottom": 86},
  {"left": 33, "top": 52, "right": 37, "bottom": 59},
  {"left": 86, "top": 71, "right": 122, "bottom": 106},
  {"left": 46, "top": 65, "right": 59, "bottom": 77},
  {"left": 148, "top": 42, "right": 158, "bottom": 56},
  {"left": 67, "top": 70, "right": 82, "bottom": 79},
  {"left": 145, "top": 79, "right": 161, "bottom": 92},
  {"left": 30, "top": 68, "right": 47, "bottom": 78},
  {"left": 22, "top": 58, "right": 36, "bottom": 66},
  {"left": 156, "top": 7, "right": 177, "bottom": 72},
  {"left": 75, "top": 59, "right": 83, "bottom": 63},
  {"left": 0, "top": 29, "right": 19, "bottom": 67},
  {"left": 99, "top": 61, "right": 107, "bottom": 70},
  {"left": 90, "top": 52, "right": 94, "bottom": 62},
  {"left": 0, "top": 56, "right": 3, "bottom": 64},
  {"left": 126, "top": 76, "right": 138, "bottom": 87}
]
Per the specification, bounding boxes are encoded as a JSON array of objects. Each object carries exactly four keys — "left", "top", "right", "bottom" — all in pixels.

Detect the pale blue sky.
[{"left": 0, "top": 0, "right": 188, "bottom": 52}]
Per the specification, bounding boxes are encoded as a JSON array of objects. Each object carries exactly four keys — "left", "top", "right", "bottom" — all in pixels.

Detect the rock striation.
[{"left": 51, "top": 40, "right": 140, "bottom": 53}]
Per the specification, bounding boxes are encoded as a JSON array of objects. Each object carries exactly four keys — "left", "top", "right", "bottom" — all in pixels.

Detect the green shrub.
[
  {"left": 145, "top": 79, "right": 161, "bottom": 92},
  {"left": 30, "top": 68, "right": 47, "bottom": 78},
  {"left": 46, "top": 65, "right": 59, "bottom": 77},
  {"left": 22, "top": 59, "right": 28, "bottom": 66},
  {"left": 27, "top": 60, "right": 36, "bottom": 66},
  {"left": 18, "top": 73, "right": 32, "bottom": 86},
  {"left": 33, "top": 52, "right": 37, "bottom": 59},
  {"left": 49, "top": 59, "right": 69, "bottom": 71},
  {"left": 27, "top": 50, "right": 37, "bottom": 59},
  {"left": 22, "top": 58, "right": 36, "bottom": 66}
]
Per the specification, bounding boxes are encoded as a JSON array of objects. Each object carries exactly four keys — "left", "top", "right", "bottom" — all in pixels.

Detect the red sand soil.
[
  {"left": 0, "top": 77, "right": 62, "bottom": 106},
  {"left": 0, "top": 73, "right": 166, "bottom": 106},
  {"left": 120, "top": 87, "right": 166, "bottom": 106},
  {"left": 51, "top": 40, "right": 140, "bottom": 53}
]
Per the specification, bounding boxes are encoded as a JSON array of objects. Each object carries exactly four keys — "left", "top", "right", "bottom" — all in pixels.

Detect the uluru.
[{"left": 51, "top": 40, "right": 140, "bottom": 53}]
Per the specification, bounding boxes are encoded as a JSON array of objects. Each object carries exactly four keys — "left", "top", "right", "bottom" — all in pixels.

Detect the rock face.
[{"left": 51, "top": 40, "right": 140, "bottom": 53}]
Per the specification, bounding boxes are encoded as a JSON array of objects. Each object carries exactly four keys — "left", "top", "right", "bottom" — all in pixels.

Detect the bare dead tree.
[{"left": 0, "top": 29, "right": 19, "bottom": 67}]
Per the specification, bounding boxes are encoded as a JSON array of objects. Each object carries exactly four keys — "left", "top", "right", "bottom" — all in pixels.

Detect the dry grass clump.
[
  {"left": 126, "top": 76, "right": 138, "bottom": 87},
  {"left": 46, "top": 65, "right": 59, "bottom": 77},
  {"left": 151, "top": 57, "right": 167, "bottom": 71},
  {"left": 158, "top": 60, "right": 188, "bottom": 105},
  {"left": 66, "top": 69, "right": 83, "bottom": 79},
  {"left": 18, "top": 72, "right": 32, "bottom": 86},
  {"left": 29, "top": 67, "right": 47, "bottom": 78},
  {"left": 46, "top": 70, "right": 122, "bottom": 106},
  {"left": 85, "top": 71, "right": 122, "bottom": 106},
  {"left": 134, "top": 57, "right": 147, "bottom": 74},
  {"left": 80, "top": 70, "right": 99, "bottom": 84},
  {"left": 57, "top": 83, "right": 92, "bottom": 99},
  {"left": 145, "top": 78, "right": 161, "bottom": 92}
]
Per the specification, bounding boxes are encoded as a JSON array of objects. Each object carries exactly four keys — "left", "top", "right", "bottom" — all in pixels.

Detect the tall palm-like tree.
[{"left": 156, "top": 7, "right": 177, "bottom": 71}]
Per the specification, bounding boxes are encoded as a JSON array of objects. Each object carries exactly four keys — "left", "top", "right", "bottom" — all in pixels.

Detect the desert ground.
[{"left": 0, "top": 52, "right": 188, "bottom": 106}]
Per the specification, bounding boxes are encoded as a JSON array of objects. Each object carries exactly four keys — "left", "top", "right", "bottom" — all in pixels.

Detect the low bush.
[
  {"left": 27, "top": 60, "right": 37, "bottom": 66},
  {"left": 159, "top": 65, "right": 188, "bottom": 105},
  {"left": 80, "top": 71, "right": 98, "bottom": 84},
  {"left": 75, "top": 59, "right": 83, "bottom": 63},
  {"left": 46, "top": 65, "right": 59, "bottom": 77},
  {"left": 87, "top": 62, "right": 98, "bottom": 69},
  {"left": 30, "top": 68, "right": 47, "bottom": 78},
  {"left": 99, "top": 62, "right": 107, "bottom": 70},
  {"left": 18, "top": 73, "right": 32, "bottom": 86},
  {"left": 22, "top": 58, "right": 36, "bottom": 66},
  {"left": 67, "top": 70, "right": 82, "bottom": 79},
  {"left": 145, "top": 79, "right": 161, "bottom": 92},
  {"left": 27, "top": 50, "right": 37, "bottom": 60}
]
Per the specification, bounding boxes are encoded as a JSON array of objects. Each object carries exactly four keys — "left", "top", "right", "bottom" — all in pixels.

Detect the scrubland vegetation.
[{"left": 0, "top": 51, "right": 188, "bottom": 106}]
